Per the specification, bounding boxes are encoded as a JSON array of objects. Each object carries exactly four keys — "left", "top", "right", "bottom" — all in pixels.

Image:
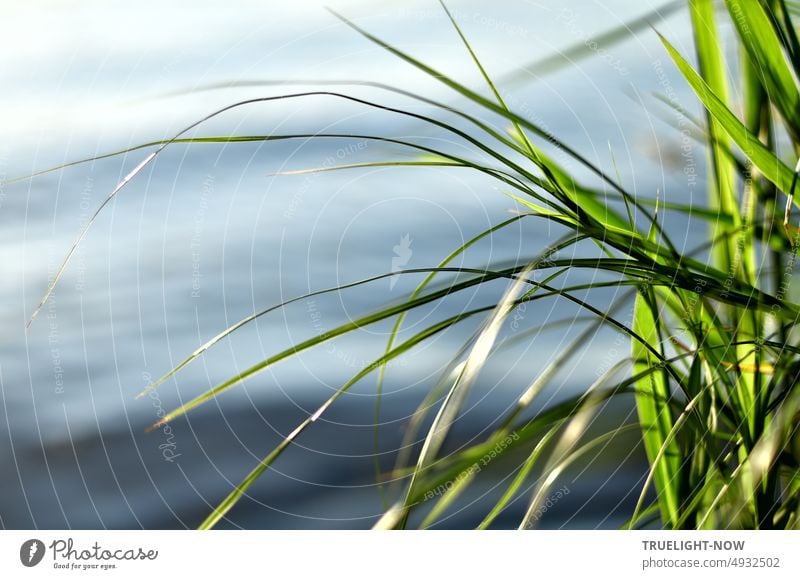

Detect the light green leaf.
[{"left": 660, "top": 33, "right": 796, "bottom": 197}]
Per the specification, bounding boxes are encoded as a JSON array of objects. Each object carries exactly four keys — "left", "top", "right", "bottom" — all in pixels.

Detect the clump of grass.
[{"left": 22, "top": 0, "right": 800, "bottom": 529}]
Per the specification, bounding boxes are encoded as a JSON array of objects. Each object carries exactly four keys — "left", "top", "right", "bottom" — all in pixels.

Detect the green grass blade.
[
  {"left": 401, "top": 264, "right": 537, "bottom": 513},
  {"left": 659, "top": 33, "right": 796, "bottom": 195},
  {"left": 689, "top": 0, "right": 741, "bottom": 272},
  {"left": 724, "top": 0, "right": 800, "bottom": 141},
  {"left": 372, "top": 214, "right": 530, "bottom": 503},
  {"left": 632, "top": 283, "right": 681, "bottom": 526},
  {"left": 520, "top": 424, "right": 639, "bottom": 529},
  {"left": 137, "top": 265, "right": 509, "bottom": 399},
  {"left": 476, "top": 425, "right": 561, "bottom": 529}
]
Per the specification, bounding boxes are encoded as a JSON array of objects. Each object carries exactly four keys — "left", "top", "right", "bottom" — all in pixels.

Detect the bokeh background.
[{"left": 1, "top": 0, "right": 711, "bottom": 528}]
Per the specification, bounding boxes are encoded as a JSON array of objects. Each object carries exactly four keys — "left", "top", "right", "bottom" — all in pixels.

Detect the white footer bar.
[{"left": 1, "top": 530, "right": 796, "bottom": 578}]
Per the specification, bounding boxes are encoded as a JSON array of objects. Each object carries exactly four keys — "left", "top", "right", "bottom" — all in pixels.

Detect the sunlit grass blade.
[
  {"left": 632, "top": 282, "right": 681, "bottom": 527},
  {"left": 724, "top": 0, "right": 800, "bottom": 142},
  {"left": 691, "top": 0, "right": 760, "bottom": 450},
  {"left": 689, "top": 0, "right": 741, "bottom": 271},
  {"left": 659, "top": 33, "right": 796, "bottom": 196},
  {"left": 476, "top": 424, "right": 562, "bottom": 529},
  {"left": 517, "top": 360, "right": 629, "bottom": 529},
  {"left": 629, "top": 374, "right": 713, "bottom": 529},
  {"left": 384, "top": 234, "right": 584, "bottom": 491},
  {"left": 26, "top": 151, "right": 156, "bottom": 328},
  {"left": 372, "top": 214, "right": 531, "bottom": 502},
  {"left": 400, "top": 263, "right": 538, "bottom": 517},
  {"left": 520, "top": 425, "right": 639, "bottom": 529}
]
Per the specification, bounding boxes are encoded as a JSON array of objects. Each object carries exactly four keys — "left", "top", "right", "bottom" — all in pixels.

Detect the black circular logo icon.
[{"left": 20, "top": 539, "right": 46, "bottom": 567}]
